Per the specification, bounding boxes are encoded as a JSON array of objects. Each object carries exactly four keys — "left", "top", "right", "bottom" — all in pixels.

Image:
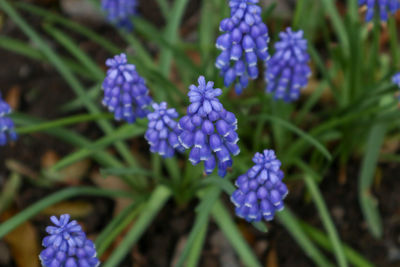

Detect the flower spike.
[
  {"left": 145, "top": 102, "right": 185, "bottom": 157},
  {"left": 216, "top": 0, "right": 270, "bottom": 94},
  {"left": 102, "top": 53, "right": 152, "bottom": 123},
  {"left": 179, "top": 76, "right": 240, "bottom": 177},
  {"left": 101, "top": 0, "right": 137, "bottom": 31},
  {"left": 265, "top": 27, "right": 311, "bottom": 102},
  {"left": 359, "top": 0, "right": 400, "bottom": 22},
  {"left": 0, "top": 93, "right": 17, "bottom": 146},
  {"left": 39, "top": 214, "right": 100, "bottom": 267},
  {"left": 231, "top": 150, "right": 288, "bottom": 222}
]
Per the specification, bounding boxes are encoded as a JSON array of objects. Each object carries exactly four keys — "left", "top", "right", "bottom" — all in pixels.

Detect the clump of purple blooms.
[
  {"left": 39, "top": 214, "right": 100, "bottom": 267},
  {"left": 178, "top": 76, "right": 240, "bottom": 177},
  {"left": 102, "top": 53, "right": 152, "bottom": 123},
  {"left": 231, "top": 149, "right": 288, "bottom": 222},
  {"left": 216, "top": 0, "right": 270, "bottom": 94},
  {"left": 145, "top": 102, "right": 184, "bottom": 158},
  {"left": 0, "top": 93, "right": 17, "bottom": 146},
  {"left": 101, "top": 0, "right": 137, "bottom": 30},
  {"left": 265, "top": 27, "right": 311, "bottom": 102},
  {"left": 358, "top": 0, "right": 400, "bottom": 22}
]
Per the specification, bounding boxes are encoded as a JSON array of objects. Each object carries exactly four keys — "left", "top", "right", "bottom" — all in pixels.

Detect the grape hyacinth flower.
[
  {"left": 0, "top": 93, "right": 17, "bottom": 146},
  {"left": 178, "top": 76, "right": 240, "bottom": 177},
  {"left": 39, "top": 214, "right": 100, "bottom": 267},
  {"left": 265, "top": 27, "right": 311, "bottom": 102},
  {"left": 145, "top": 102, "right": 184, "bottom": 158},
  {"left": 102, "top": 53, "right": 152, "bottom": 123},
  {"left": 231, "top": 150, "right": 288, "bottom": 222},
  {"left": 101, "top": 0, "right": 137, "bottom": 31},
  {"left": 216, "top": 0, "right": 270, "bottom": 94},
  {"left": 392, "top": 72, "right": 400, "bottom": 100},
  {"left": 358, "top": 0, "right": 400, "bottom": 22}
]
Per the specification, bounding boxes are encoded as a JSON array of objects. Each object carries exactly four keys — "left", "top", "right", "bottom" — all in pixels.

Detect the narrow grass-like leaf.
[
  {"left": 159, "top": 0, "right": 189, "bottom": 76},
  {"left": 0, "top": 0, "right": 140, "bottom": 170},
  {"left": 319, "top": 0, "right": 349, "bottom": 55},
  {"left": 176, "top": 186, "right": 221, "bottom": 267},
  {"left": 154, "top": 0, "right": 170, "bottom": 19},
  {"left": 296, "top": 161, "right": 348, "bottom": 267},
  {"left": 0, "top": 36, "right": 94, "bottom": 80},
  {"left": 300, "top": 221, "right": 375, "bottom": 267},
  {"left": 14, "top": 113, "right": 112, "bottom": 134},
  {"left": 0, "top": 187, "right": 132, "bottom": 239},
  {"left": 186, "top": 220, "right": 208, "bottom": 267},
  {"left": 0, "top": 173, "right": 21, "bottom": 215},
  {"left": 43, "top": 24, "right": 104, "bottom": 80},
  {"left": 277, "top": 209, "right": 335, "bottom": 267},
  {"left": 16, "top": 2, "right": 120, "bottom": 53},
  {"left": 102, "top": 186, "right": 171, "bottom": 267},
  {"left": 96, "top": 201, "right": 145, "bottom": 256},
  {"left": 51, "top": 124, "right": 146, "bottom": 171},
  {"left": 100, "top": 167, "right": 153, "bottom": 177},
  {"left": 11, "top": 113, "right": 144, "bottom": 187},
  {"left": 358, "top": 123, "right": 387, "bottom": 238},
  {"left": 250, "top": 114, "right": 332, "bottom": 161},
  {"left": 212, "top": 200, "right": 262, "bottom": 267}
]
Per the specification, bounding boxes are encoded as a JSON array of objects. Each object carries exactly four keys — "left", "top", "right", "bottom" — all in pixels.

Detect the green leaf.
[
  {"left": 300, "top": 221, "right": 375, "bottom": 267},
  {"left": 51, "top": 124, "right": 146, "bottom": 171},
  {"left": 296, "top": 162, "right": 348, "bottom": 267},
  {"left": 0, "top": 187, "right": 132, "bottom": 239},
  {"left": 16, "top": 2, "right": 120, "bottom": 53},
  {"left": 186, "top": 220, "right": 208, "bottom": 267},
  {"left": 212, "top": 200, "right": 262, "bottom": 267},
  {"left": 43, "top": 24, "right": 104, "bottom": 80},
  {"left": 277, "top": 209, "right": 335, "bottom": 267},
  {"left": 358, "top": 123, "right": 387, "bottom": 238},
  {"left": 250, "top": 114, "right": 332, "bottom": 161},
  {"left": 0, "top": 0, "right": 140, "bottom": 172},
  {"left": 0, "top": 36, "right": 95, "bottom": 80},
  {"left": 176, "top": 186, "right": 221, "bottom": 267},
  {"left": 159, "top": 0, "right": 189, "bottom": 77},
  {"left": 95, "top": 200, "right": 145, "bottom": 256},
  {"left": 14, "top": 113, "right": 112, "bottom": 134},
  {"left": 319, "top": 0, "right": 349, "bottom": 56},
  {"left": 102, "top": 186, "right": 171, "bottom": 267},
  {"left": 0, "top": 173, "right": 21, "bottom": 215},
  {"left": 100, "top": 167, "right": 153, "bottom": 177}
]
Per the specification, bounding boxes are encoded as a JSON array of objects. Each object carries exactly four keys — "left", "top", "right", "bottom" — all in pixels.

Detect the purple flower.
[
  {"left": 178, "top": 76, "right": 240, "bottom": 177},
  {"left": 101, "top": 0, "right": 137, "bottom": 31},
  {"left": 359, "top": 0, "right": 400, "bottom": 22},
  {"left": 0, "top": 93, "right": 17, "bottom": 146},
  {"left": 393, "top": 72, "right": 400, "bottom": 100},
  {"left": 102, "top": 53, "right": 152, "bottom": 123},
  {"left": 39, "top": 214, "right": 100, "bottom": 267},
  {"left": 265, "top": 28, "right": 311, "bottom": 102},
  {"left": 231, "top": 150, "right": 288, "bottom": 222},
  {"left": 145, "top": 102, "right": 184, "bottom": 158},
  {"left": 216, "top": 0, "right": 270, "bottom": 94}
]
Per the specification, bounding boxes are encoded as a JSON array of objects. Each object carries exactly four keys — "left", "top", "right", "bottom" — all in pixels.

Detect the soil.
[{"left": 1, "top": 1, "right": 400, "bottom": 267}]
